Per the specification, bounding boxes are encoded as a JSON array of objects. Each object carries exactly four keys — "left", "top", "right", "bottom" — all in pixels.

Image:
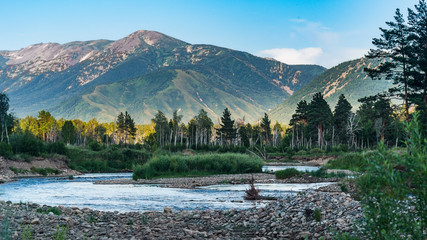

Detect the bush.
[
  {"left": 326, "top": 152, "right": 367, "bottom": 172},
  {"left": 9, "top": 133, "right": 45, "bottom": 156},
  {"left": 309, "top": 148, "right": 324, "bottom": 154},
  {"left": 0, "top": 142, "right": 13, "bottom": 158},
  {"left": 47, "top": 142, "right": 67, "bottom": 155},
  {"left": 354, "top": 113, "right": 426, "bottom": 239},
  {"left": 88, "top": 141, "right": 102, "bottom": 151},
  {"left": 67, "top": 145, "right": 150, "bottom": 173},
  {"left": 133, "top": 153, "right": 263, "bottom": 180},
  {"left": 275, "top": 168, "right": 300, "bottom": 179}
]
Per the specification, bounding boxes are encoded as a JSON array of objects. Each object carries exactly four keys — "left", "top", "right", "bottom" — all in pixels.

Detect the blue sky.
[{"left": 1, "top": 0, "right": 419, "bottom": 68}]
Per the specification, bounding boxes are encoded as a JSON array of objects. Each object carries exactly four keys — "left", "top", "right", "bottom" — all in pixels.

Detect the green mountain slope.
[
  {"left": 270, "top": 58, "right": 394, "bottom": 124},
  {"left": 51, "top": 64, "right": 323, "bottom": 123},
  {"left": 0, "top": 30, "right": 325, "bottom": 121}
]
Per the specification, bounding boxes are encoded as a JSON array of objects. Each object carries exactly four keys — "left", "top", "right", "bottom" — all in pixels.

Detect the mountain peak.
[{"left": 107, "top": 30, "right": 188, "bottom": 53}]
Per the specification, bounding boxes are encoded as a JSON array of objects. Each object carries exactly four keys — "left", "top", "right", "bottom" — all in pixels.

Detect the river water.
[{"left": 0, "top": 173, "right": 331, "bottom": 212}]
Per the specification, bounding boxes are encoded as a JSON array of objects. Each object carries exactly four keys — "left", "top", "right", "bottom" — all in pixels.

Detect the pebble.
[{"left": 0, "top": 191, "right": 363, "bottom": 239}]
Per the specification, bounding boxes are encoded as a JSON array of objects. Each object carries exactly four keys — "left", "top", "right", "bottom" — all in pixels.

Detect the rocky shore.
[
  {"left": 95, "top": 173, "right": 342, "bottom": 189},
  {"left": 0, "top": 190, "right": 362, "bottom": 239},
  {"left": 0, "top": 157, "right": 80, "bottom": 183}
]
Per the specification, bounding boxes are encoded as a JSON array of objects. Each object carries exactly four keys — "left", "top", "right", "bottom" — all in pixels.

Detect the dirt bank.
[{"left": 0, "top": 156, "right": 80, "bottom": 183}]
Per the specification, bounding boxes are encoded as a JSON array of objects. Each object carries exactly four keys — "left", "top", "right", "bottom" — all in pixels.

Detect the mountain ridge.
[{"left": 0, "top": 30, "right": 326, "bottom": 123}]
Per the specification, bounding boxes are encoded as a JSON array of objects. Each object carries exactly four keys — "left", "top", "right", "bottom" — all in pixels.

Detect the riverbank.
[
  {"left": 0, "top": 190, "right": 362, "bottom": 239},
  {"left": 0, "top": 157, "right": 80, "bottom": 183},
  {"left": 95, "top": 173, "right": 342, "bottom": 189}
]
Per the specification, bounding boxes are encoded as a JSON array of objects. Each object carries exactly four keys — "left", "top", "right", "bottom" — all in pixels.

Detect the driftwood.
[{"left": 244, "top": 175, "right": 277, "bottom": 201}]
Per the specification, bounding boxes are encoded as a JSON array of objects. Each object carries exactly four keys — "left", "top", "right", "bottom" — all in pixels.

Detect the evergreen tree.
[
  {"left": 289, "top": 100, "right": 308, "bottom": 149},
  {"left": 217, "top": 108, "right": 237, "bottom": 145},
  {"left": 238, "top": 124, "right": 250, "bottom": 147},
  {"left": 333, "top": 94, "right": 353, "bottom": 144},
  {"left": 290, "top": 100, "right": 308, "bottom": 126},
  {"left": 116, "top": 112, "right": 125, "bottom": 144},
  {"left": 365, "top": 8, "right": 413, "bottom": 120},
  {"left": 260, "top": 113, "right": 272, "bottom": 145},
  {"left": 307, "top": 93, "right": 333, "bottom": 148},
  {"left": 124, "top": 112, "right": 137, "bottom": 143},
  {"left": 365, "top": 1, "right": 427, "bottom": 124},
  {"left": 61, "top": 120, "right": 76, "bottom": 145},
  {"left": 407, "top": 0, "right": 427, "bottom": 136}
]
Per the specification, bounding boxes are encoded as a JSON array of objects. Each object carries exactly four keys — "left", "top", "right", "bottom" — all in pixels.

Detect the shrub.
[
  {"left": 309, "top": 148, "right": 324, "bottom": 154},
  {"left": 326, "top": 152, "right": 367, "bottom": 172},
  {"left": 47, "top": 142, "right": 67, "bottom": 155},
  {"left": 355, "top": 113, "right": 426, "bottom": 239},
  {"left": 133, "top": 153, "right": 263, "bottom": 180},
  {"left": 275, "top": 168, "right": 300, "bottom": 179},
  {"left": 9, "top": 133, "right": 45, "bottom": 156},
  {"left": 88, "top": 141, "right": 102, "bottom": 151},
  {"left": 0, "top": 142, "right": 12, "bottom": 158}
]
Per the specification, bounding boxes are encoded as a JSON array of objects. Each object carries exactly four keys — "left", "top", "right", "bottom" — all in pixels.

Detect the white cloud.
[
  {"left": 259, "top": 47, "right": 323, "bottom": 65},
  {"left": 258, "top": 47, "right": 368, "bottom": 68},
  {"left": 257, "top": 18, "right": 370, "bottom": 68}
]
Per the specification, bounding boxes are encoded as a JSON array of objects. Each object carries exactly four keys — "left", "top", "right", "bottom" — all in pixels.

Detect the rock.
[{"left": 31, "top": 218, "right": 40, "bottom": 224}]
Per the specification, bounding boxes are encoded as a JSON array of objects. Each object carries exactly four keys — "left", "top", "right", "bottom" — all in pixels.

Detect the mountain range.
[
  {"left": 269, "top": 58, "right": 394, "bottom": 123},
  {"left": 0, "top": 30, "right": 325, "bottom": 123},
  {"left": 0, "top": 30, "right": 393, "bottom": 124}
]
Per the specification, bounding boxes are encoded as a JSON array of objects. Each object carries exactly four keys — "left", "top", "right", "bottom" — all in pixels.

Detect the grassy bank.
[
  {"left": 67, "top": 145, "right": 150, "bottom": 172},
  {"left": 133, "top": 153, "right": 263, "bottom": 180}
]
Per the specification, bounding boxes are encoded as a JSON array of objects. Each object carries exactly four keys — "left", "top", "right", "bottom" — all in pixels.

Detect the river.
[{"left": 0, "top": 172, "right": 332, "bottom": 212}]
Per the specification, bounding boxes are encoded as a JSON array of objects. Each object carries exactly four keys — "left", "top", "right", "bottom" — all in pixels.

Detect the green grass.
[
  {"left": 36, "top": 207, "right": 61, "bottom": 215},
  {"left": 133, "top": 153, "right": 263, "bottom": 180},
  {"left": 325, "top": 151, "right": 385, "bottom": 172},
  {"left": 275, "top": 168, "right": 300, "bottom": 179},
  {"left": 30, "top": 167, "right": 61, "bottom": 176},
  {"left": 67, "top": 145, "right": 150, "bottom": 173},
  {"left": 275, "top": 167, "right": 347, "bottom": 179}
]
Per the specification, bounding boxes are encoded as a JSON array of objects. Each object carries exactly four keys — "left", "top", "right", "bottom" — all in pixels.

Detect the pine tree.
[
  {"left": 124, "top": 112, "right": 137, "bottom": 144},
  {"left": 307, "top": 93, "right": 333, "bottom": 148},
  {"left": 333, "top": 94, "right": 352, "bottom": 145},
  {"left": 260, "top": 113, "right": 272, "bottom": 145},
  {"left": 217, "top": 108, "right": 237, "bottom": 145},
  {"left": 116, "top": 112, "right": 125, "bottom": 144},
  {"left": 61, "top": 120, "right": 76, "bottom": 145},
  {"left": 290, "top": 100, "right": 308, "bottom": 126},
  {"left": 365, "top": 8, "right": 413, "bottom": 120}
]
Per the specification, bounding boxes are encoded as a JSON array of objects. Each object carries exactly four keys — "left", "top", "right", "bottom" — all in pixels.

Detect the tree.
[
  {"left": 289, "top": 100, "right": 309, "bottom": 149},
  {"left": 289, "top": 100, "right": 308, "bottom": 126},
  {"left": 61, "top": 120, "right": 76, "bottom": 145},
  {"left": 217, "top": 108, "right": 237, "bottom": 145},
  {"left": 307, "top": 93, "right": 333, "bottom": 148},
  {"left": 37, "top": 110, "right": 52, "bottom": 142},
  {"left": 333, "top": 94, "right": 353, "bottom": 145},
  {"left": 260, "top": 113, "right": 272, "bottom": 145},
  {"left": 172, "top": 110, "right": 183, "bottom": 146},
  {"left": 124, "top": 112, "right": 137, "bottom": 144},
  {"left": 365, "top": 1, "right": 427, "bottom": 123},
  {"left": 0, "top": 93, "right": 10, "bottom": 143},
  {"left": 152, "top": 111, "right": 169, "bottom": 148},
  {"left": 407, "top": 0, "right": 427, "bottom": 136},
  {"left": 116, "top": 112, "right": 125, "bottom": 144},
  {"left": 365, "top": 8, "right": 413, "bottom": 120}
]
